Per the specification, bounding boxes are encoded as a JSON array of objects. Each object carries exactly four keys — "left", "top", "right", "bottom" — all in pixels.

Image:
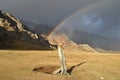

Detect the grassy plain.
[{"left": 0, "top": 49, "right": 120, "bottom": 80}]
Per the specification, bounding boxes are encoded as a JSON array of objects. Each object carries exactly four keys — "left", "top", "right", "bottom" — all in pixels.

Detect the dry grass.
[{"left": 0, "top": 50, "right": 120, "bottom": 80}]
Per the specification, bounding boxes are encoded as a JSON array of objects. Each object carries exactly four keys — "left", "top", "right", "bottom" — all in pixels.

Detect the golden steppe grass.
[{"left": 0, "top": 49, "right": 120, "bottom": 80}]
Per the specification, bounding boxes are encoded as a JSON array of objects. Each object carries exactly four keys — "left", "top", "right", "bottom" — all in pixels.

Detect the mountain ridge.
[{"left": 0, "top": 10, "right": 54, "bottom": 50}]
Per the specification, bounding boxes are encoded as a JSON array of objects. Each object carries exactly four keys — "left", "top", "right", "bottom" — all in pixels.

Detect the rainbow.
[{"left": 47, "top": 0, "right": 105, "bottom": 39}]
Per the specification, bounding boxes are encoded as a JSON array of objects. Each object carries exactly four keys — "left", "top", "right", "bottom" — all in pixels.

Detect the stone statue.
[{"left": 53, "top": 43, "right": 69, "bottom": 75}]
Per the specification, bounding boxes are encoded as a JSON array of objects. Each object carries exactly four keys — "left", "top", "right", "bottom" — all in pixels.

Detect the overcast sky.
[
  {"left": 0, "top": 0, "right": 120, "bottom": 37},
  {"left": 0, "top": 0, "right": 102, "bottom": 25},
  {"left": 57, "top": 0, "right": 120, "bottom": 37}
]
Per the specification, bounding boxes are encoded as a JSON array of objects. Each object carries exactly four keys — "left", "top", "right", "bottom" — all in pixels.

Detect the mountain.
[
  {"left": 22, "top": 19, "right": 120, "bottom": 51},
  {"left": 48, "top": 26, "right": 120, "bottom": 51},
  {"left": 48, "top": 33, "right": 97, "bottom": 52},
  {"left": 0, "top": 10, "right": 54, "bottom": 50},
  {"left": 22, "top": 20, "right": 54, "bottom": 35},
  {"left": 1, "top": 10, "right": 119, "bottom": 51},
  {"left": 70, "top": 30, "right": 120, "bottom": 51}
]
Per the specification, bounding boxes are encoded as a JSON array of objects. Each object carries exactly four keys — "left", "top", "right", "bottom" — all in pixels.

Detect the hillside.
[
  {"left": 64, "top": 30, "right": 120, "bottom": 51},
  {"left": 48, "top": 33, "right": 97, "bottom": 52},
  {"left": 0, "top": 10, "right": 53, "bottom": 50}
]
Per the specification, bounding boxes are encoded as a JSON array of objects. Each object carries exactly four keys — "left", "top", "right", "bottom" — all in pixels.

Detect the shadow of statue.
[{"left": 67, "top": 62, "right": 86, "bottom": 74}]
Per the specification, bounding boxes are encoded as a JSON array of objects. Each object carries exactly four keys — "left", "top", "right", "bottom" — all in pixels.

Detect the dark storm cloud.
[
  {"left": 55, "top": 0, "right": 120, "bottom": 37},
  {"left": 92, "top": 0, "right": 120, "bottom": 37},
  {"left": 0, "top": 0, "right": 102, "bottom": 25}
]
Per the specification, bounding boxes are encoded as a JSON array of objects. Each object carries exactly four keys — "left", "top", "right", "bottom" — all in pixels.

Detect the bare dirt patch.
[
  {"left": 33, "top": 65, "right": 59, "bottom": 74},
  {"left": 33, "top": 62, "right": 86, "bottom": 75}
]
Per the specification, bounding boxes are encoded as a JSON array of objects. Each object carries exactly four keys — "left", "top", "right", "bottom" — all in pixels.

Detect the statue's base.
[{"left": 53, "top": 68, "right": 69, "bottom": 75}]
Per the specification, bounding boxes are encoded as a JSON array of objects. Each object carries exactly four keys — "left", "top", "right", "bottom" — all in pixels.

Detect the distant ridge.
[
  {"left": 71, "top": 30, "right": 120, "bottom": 51},
  {"left": 22, "top": 20, "right": 54, "bottom": 35},
  {"left": 48, "top": 33, "right": 97, "bottom": 52}
]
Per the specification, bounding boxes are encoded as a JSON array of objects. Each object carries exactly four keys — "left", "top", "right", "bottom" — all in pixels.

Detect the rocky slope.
[
  {"left": 48, "top": 33, "right": 97, "bottom": 52},
  {"left": 0, "top": 10, "right": 53, "bottom": 50}
]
